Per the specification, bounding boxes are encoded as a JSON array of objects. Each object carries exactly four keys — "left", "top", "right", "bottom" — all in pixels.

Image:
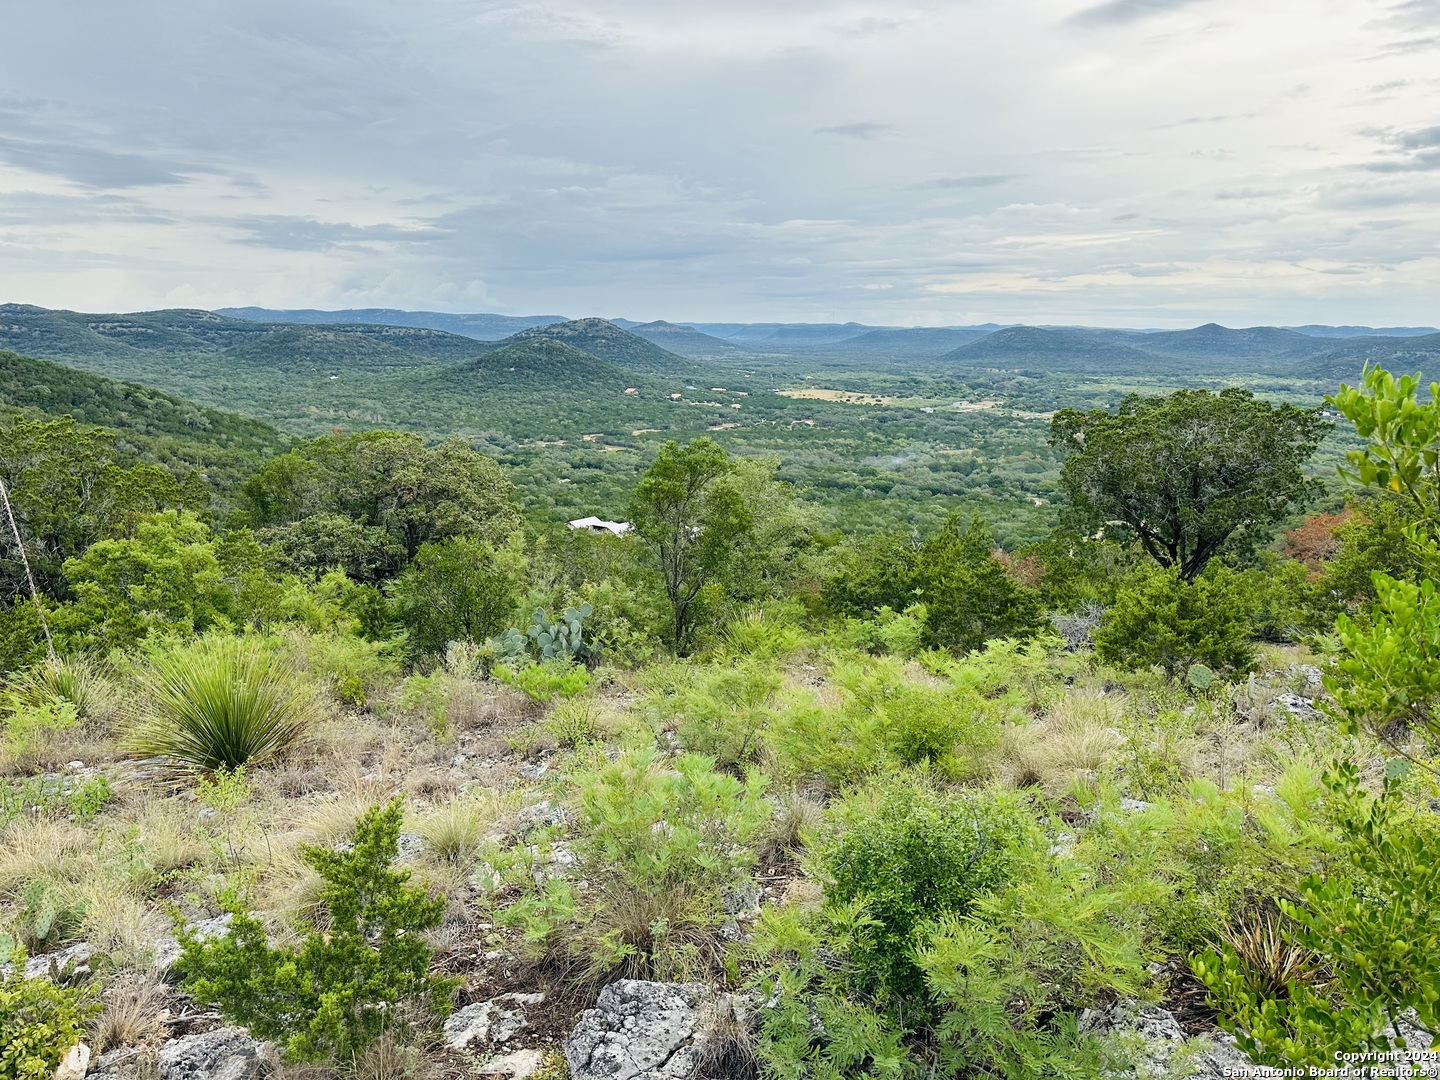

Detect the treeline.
[{"left": 0, "top": 383, "right": 1412, "bottom": 678}]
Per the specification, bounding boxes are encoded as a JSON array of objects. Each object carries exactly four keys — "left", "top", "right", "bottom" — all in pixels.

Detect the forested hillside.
[{"left": 0, "top": 349, "right": 1436, "bottom": 1077}]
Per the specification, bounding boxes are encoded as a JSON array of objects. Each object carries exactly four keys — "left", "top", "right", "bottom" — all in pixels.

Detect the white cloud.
[{"left": 0, "top": 0, "right": 1437, "bottom": 325}]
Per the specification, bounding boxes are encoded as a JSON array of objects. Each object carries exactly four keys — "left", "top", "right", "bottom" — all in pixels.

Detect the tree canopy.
[
  {"left": 1050, "top": 388, "right": 1328, "bottom": 581},
  {"left": 628, "top": 438, "right": 753, "bottom": 653}
]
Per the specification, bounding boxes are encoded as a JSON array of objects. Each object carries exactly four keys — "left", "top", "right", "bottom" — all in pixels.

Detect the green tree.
[
  {"left": 240, "top": 432, "right": 521, "bottom": 571},
  {"left": 388, "top": 536, "right": 526, "bottom": 657},
  {"left": 820, "top": 530, "right": 920, "bottom": 618},
  {"left": 1094, "top": 564, "right": 1256, "bottom": 677},
  {"left": 914, "top": 515, "right": 1043, "bottom": 653},
  {"left": 1050, "top": 389, "right": 1328, "bottom": 581},
  {"left": 628, "top": 439, "right": 753, "bottom": 653},
  {"left": 0, "top": 418, "right": 193, "bottom": 599},
  {"left": 55, "top": 511, "right": 238, "bottom": 649}
]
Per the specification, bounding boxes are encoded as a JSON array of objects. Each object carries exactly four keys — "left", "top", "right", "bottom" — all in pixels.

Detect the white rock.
[
  {"left": 444, "top": 993, "right": 546, "bottom": 1049},
  {"left": 53, "top": 1043, "right": 90, "bottom": 1080},
  {"left": 156, "top": 1027, "right": 271, "bottom": 1080},
  {"left": 565, "top": 980, "right": 717, "bottom": 1080},
  {"left": 479, "top": 1049, "right": 546, "bottom": 1078}
]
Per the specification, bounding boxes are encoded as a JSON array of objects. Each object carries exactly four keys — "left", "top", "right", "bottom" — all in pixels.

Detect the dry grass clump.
[
  {"left": 1003, "top": 687, "right": 1125, "bottom": 792},
  {"left": 91, "top": 975, "right": 172, "bottom": 1054},
  {"left": 125, "top": 799, "right": 209, "bottom": 876},
  {"left": 0, "top": 816, "right": 95, "bottom": 894},
  {"left": 79, "top": 882, "right": 166, "bottom": 960},
  {"left": 414, "top": 790, "right": 508, "bottom": 868},
  {"left": 759, "top": 788, "right": 824, "bottom": 861}
]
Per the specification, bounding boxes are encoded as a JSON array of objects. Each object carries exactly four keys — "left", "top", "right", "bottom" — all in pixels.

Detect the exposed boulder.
[
  {"left": 1080, "top": 1001, "right": 1253, "bottom": 1080},
  {"left": 479, "top": 1048, "right": 547, "bottom": 1077},
  {"left": 443, "top": 992, "right": 547, "bottom": 1049},
  {"left": 565, "top": 980, "right": 722, "bottom": 1080},
  {"left": 89, "top": 1028, "right": 272, "bottom": 1080}
]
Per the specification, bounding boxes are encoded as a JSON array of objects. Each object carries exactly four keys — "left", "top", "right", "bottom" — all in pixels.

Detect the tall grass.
[{"left": 128, "top": 636, "right": 310, "bottom": 773}]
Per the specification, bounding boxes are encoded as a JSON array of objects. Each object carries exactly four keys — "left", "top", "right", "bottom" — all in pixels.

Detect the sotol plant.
[{"left": 128, "top": 635, "right": 310, "bottom": 773}]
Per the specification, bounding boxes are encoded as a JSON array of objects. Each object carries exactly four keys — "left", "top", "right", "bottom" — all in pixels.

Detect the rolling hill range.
[
  {"left": 491, "top": 318, "right": 695, "bottom": 375},
  {"left": 216, "top": 307, "right": 568, "bottom": 340},
  {"left": 622, "top": 321, "right": 740, "bottom": 358},
  {"left": 0, "top": 349, "right": 287, "bottom": 490},
  {"left": 932, "top": 322, "right": 1440, "bottom": 378}
]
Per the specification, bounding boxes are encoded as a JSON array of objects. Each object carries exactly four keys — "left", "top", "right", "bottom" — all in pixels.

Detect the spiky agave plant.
[{"left": 129, "top": 636, "right": 310, "bottom": 773}]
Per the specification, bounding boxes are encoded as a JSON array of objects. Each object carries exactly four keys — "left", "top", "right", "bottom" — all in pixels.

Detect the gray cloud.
[
  {"left": 918, "top": 174, "right": 1019, "bottom": 188},
  {"left": 814, "top": 122, "right": 895, "bottom": 140},
  {"left": 0, "top": 2, "right": 1438, "bottom": 326},
  {"left": 229, "top": 215, "right": 447, "bottom": 252},
  {"left": 0, "top": 138, "right": 186, "bottom": 188},
  {"left": 1068, "top": 0, "right": 1207, "bottom": 28}
]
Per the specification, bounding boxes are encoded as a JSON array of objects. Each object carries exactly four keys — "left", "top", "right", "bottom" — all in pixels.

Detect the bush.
[
  {"left": 1094, "top": 565, "right": 1256, "bottom": 677},
  {"left": 1194, "top": 761, "right": 1440, "bottom": 1067},
  {"left": 176, "top": 798, "right": 457, "bottom": 1062},
  {"left": 128, "top": 635, "right": 311, "bottom": 773},
  {"left": 496, "top": 659, "right": 590, "bottom": 702},
  {"left": 503, "top": 748, "right": 770, "bottom": 982},
  {"left": 388, "top": 537, "right": 526, "bottom": 659},
  {"left": 0, "top": 954, "right": 98, "bottom": 1080},
  {"left": 819, "top": 776, "right": 1036, "bottom": 999},
  {"left": 0, "top": 775, "right": 111, "bottom": 828},
  {"left": 642, "top": 661, "right": 781, "bottom": 772},
  {"left": 915, "top": 515, "right": 1045, "bottom": 653}
]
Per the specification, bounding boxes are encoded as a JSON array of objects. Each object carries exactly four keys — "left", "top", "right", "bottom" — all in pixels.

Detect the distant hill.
[
  {"left": 502, "top": 318, "right": 693, "bottom": 373},
  {"left": 935, "top": 322, "right": 1440, "bottom": 376},
  {"left": 218, "top": 324, "right": 484, "bottom": 371},
  {"left": 682, "top": 322, "right": 883, "bottom": 345},
  {"left": 937, "top": 326, "right": 1162, "bottom": 371},
  {"left": 0, "top": 349, "right": 287, "bottom": 490},
  {"left": 1298, "top": 332, "right": 1440, "bottom": 381},
  {"left": 1289, "top": 324, "right": 1439, "bottom": 339},
  {"left": 623, "top": 321, "right": 739, "bottom": 357},
  {"left": 1135, "top": 323, "right": 1325, "bottom": 361},
  {"left": 216, "top": 307, "right": 568, "bottom": 340},
  {"left": 438, "top": 338, "right": 637, "bottom": 389}
]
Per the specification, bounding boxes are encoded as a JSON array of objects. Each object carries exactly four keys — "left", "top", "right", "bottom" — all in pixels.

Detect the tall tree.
[
  {"left": 628, "top": 438, "right": 753, "bottom": 653},
  {"left": 0, "top": 418, "right": 192, "bottom": 600},
  {"left": 240, "top": 432, "right": 521, "bottom": 574},
  {"left": 1050, "top": 388, "right": 1328, "bottom": 581}
]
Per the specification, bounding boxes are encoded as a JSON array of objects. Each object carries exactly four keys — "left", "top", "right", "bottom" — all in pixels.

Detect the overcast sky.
[{"left": 2, "top": 1, "right": 1438, "bottom": 326}]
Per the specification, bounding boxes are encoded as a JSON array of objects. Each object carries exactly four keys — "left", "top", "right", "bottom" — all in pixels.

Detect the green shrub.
[
  {"left": 1194, "top": 760, "right": 1440, "bottom": 1066},
  {"left": 574, "top": 747, "right": 770, "bottom": 893},
  {"left": 176, "top": 798, "right": 457, "bottom": 1062},
  {"left": 0, "top": 953, "right": 98, "bottom": 1080},
  {"left": 128, "top": 634, "right": 311, "bottom": 772},
  {"left": 1095, "top": 565, "right": 1256, "bottom": 677},
  {"left": 543, "top": 697, "right": 600, "bottom": 749},
  {"left": 0, "top": 776, "right": 111, "bottom": 828},
  {"left": 5, "top": 658, "right": 107, "bottom": 720},
  {"left": 819, "top": 776, "right": 1036, "bottom": 999},
  {"left": 915, "top": 514, "right": 1045, "bottom": 653},
  {"left": 497, "top": 659, "right": 590, "bottom": 702},
  {"left": 642, "top": 661, "right": 781, "bottom": 772},
  {"left": 388, "top": 536, "right": 526, "bottom": 659},
  {"left": 0, "top": 699, "right": 79, "bottom": 770}
]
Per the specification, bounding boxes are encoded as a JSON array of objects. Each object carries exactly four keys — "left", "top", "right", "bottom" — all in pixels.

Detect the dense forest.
[{"left": 1, "top": 316, "right": 1438, "bottom": 1080}]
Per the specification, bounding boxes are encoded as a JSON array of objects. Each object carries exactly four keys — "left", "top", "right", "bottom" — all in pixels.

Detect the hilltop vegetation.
[
  {"left": 0, "top": 363, "right": 1436, "bottom": 1078},
  {"left": 6, "top": 304, "right": 1427, "bottom": 544}
]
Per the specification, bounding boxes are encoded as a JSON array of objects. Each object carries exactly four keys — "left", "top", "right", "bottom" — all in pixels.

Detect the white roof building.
[{"left": 567, "top": 516, "right": 634, "bottom": 537}]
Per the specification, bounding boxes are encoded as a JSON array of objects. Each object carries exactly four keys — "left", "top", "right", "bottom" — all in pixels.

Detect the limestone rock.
[
  {"left": 53, "top": 1043, "right": 90, "bottom": 1080},
  {"left": 443, "top": 993, "right": 546, "bottom": 1050},
  {"left": 565, "top": 980, "right": 717, "bottom": 1080},
  {"left": 156, "top": 1027, "right": 271, "bottom": 1080},
  {"left": 1080, "top": 1001, "right": 1256, "bottom": 1080},
  {"left": 479, "top": 1049, "right": 547, "bottom": 1078}
]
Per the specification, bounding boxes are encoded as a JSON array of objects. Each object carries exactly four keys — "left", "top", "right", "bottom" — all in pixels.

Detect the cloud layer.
[{"left": 1, "top": 0, "right": 1438, "bottom": 326}]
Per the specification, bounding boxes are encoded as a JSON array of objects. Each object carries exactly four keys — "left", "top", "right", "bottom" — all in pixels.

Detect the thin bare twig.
[{"left": 0, "top": 475, "right": 56, "bottom": 664}]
